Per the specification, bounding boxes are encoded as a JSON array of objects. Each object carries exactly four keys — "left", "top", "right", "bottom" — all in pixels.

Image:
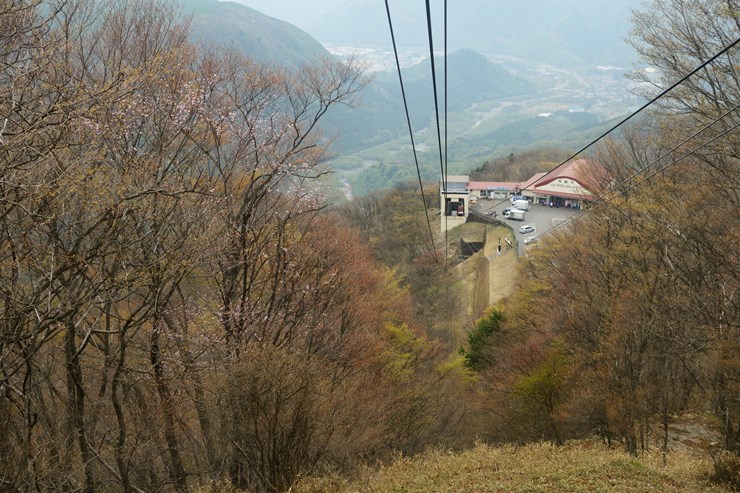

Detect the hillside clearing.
[{"left": 449, "top": 223, "right": 517, "bottom": 330}]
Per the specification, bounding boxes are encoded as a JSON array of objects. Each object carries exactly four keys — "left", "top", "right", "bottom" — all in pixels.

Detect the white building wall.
[
  {"left": 440, "top": 190, "right": 469, "bottom": 232},
  {"left": 536, "top": 179, "right": 592, "bottom": 197}
]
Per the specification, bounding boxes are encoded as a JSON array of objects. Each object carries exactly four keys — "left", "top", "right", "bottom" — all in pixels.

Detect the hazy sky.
[
  {"left": 224, "top": 0, "right": 340, "bottom": 26},
  {"left": 220, "top": 0, "right": 643, "bottom": 69},
  {"left": 222, "top": 0, "right": 445, "bottom": 49}
]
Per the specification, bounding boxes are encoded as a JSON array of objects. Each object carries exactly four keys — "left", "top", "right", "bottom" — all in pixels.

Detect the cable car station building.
[
  {"left": 441, "top": 160, "right": 598, "bottom": 232},
  {"left": 440, "top": 175, "right": 471, "bottom": 231}
]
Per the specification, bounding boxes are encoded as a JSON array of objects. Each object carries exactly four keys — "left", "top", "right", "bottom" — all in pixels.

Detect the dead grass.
[{"left": 294, "top": 441, "right": 731, "bottom": 493}]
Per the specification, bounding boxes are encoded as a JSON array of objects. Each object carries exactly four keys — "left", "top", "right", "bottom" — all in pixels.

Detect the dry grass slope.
[{"left": 292, "top": 442, "right": 731, "bottom": 493}]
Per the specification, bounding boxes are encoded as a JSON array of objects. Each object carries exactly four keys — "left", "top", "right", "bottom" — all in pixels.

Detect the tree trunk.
[
  {"left": 112, "top": 329, "right": 131, "bottom": 493},
  {"left": 164, "top": 311, "right": 219, "bottom": 475},
  {"left": 65, "top": 321, "right": 95, "bottom": 493},
  {"left": 662, "top": 407, "right": 670, "bottom": 465},
  {"left": 150, "top": 316, "right": 188, "bottom": 491}
]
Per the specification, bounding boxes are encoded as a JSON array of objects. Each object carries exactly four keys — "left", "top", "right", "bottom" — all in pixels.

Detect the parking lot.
[{"left": 474, "top": 199, "right": 579, "bottom": 255}]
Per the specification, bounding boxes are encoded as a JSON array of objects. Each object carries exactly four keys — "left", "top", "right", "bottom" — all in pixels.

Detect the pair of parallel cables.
[
  {"left": 384, "top": 0, "right": 448, "bottom": 262},
  {"left": 383, "top": 1, "right": 739, "bottom": 258}
]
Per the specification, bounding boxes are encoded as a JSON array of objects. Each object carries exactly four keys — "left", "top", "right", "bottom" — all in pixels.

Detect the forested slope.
[
  {"left": 0, "top": 1, "right": 467, "bottom": 491},
  {"left": 451, "top": 0, "right": 739, "bottom": 481},
  {"left": 0, "top": 0, "right": 737, "bottom": 492}
]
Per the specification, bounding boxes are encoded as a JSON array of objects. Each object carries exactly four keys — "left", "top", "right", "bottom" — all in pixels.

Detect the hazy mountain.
[
  {"left": 325, "top": 48, "right": 537, "bottom": 152},
  {"left": 402, "top": 49, "right": 536, "bottom": 112},
  {"left": 228, "top": 0, "right": 642, "bottom": 69},
  {"left": 197, "top": 1, "right": 643, "bottom": 196},
  {"left": 180, "top": 0, "right": 330, "bottom": 67}
]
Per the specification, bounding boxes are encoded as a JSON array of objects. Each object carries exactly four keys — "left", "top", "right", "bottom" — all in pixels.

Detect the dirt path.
[{"left": 484, "top": 229, "right": 517, "bottom": 308}]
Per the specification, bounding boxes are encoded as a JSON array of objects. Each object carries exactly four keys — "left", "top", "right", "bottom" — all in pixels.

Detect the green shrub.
[{"left": 461, "top": 307, "right": 505, "bottom": 371}]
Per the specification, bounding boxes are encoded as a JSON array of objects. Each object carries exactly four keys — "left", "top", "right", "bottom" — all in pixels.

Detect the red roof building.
[
  {"left": 524, "top": 159, "right": 602, "bottom": 201},
  {"left": 465, "top": 159, "right": 602, "bottom": 207},
  {"left": 442, "top": 160, "right": 604, "bottom": 231}
]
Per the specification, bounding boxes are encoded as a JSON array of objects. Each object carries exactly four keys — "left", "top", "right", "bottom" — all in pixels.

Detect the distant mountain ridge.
[
  {"left": 180, "top": 0, "right": 330, "bottom": 67},
  {"left": 229, "top": 0, "right": 641, "bottom": 70},
  {"left": 178, "top": 1, "right": 638, "bottom": 197},
  {"left": 401, "top": 49, "right": 535, "bottom": 112},
  {"left": 326, "top": 48, "right": 537, "bottom": 151}
]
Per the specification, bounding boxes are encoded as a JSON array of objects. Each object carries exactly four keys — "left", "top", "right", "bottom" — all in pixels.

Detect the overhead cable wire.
[
  {"left": 424, "top": 0, "right": 449, "bottom": 259},
  {"left": 443, "top": 0, "right": 449, "bottom": 256},
  {"left": 424, "top": 0, "right": 446, "bottom": 195},
  {"left": 540, "top": 120, "right": 740, "bottom": 238},
  {"left": 444, "top": 0, "right": 448, "bottom": 181},
  {"left": 535, "top": 106, "right": 740, "bottom": 238},
  {"left": 484, "top": 36, "right": 740, "bottom": 213},
  {"left": 441, "top": 0, "right": 454, "bottom": 337},
  {"left": 383, "top": 0, "right": 438, "bottom": 259}
]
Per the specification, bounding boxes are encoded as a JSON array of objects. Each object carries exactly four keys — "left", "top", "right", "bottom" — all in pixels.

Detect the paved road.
[{"left": 474, "top": 199, "right": 579, "bottom": 255}]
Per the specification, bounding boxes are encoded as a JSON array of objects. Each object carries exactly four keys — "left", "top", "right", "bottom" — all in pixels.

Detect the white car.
[
  {"left": 524, "top": 236, "right": 537, "bottom": 245},
  {"left": 519, "top": 224, "right": 535, "bottom": 234}
]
